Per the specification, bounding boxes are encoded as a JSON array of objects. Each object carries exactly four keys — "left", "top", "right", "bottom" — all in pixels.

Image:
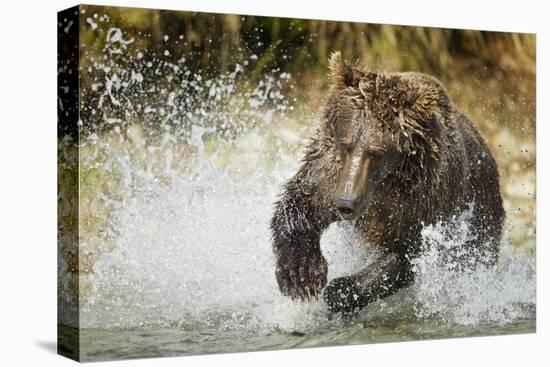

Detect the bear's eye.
[
  {"left": 366, "top": 148, "right": 385, "bottom": 159},
  {"left": 336, "top": 140, "right": 353, "bottom": 152}
]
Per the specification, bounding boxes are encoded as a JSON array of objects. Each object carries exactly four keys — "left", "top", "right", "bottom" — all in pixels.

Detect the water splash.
[
  {"left": 410, "top": 209, "right": 536, "bottom": 326},
  {"left": 80, "top": 134, "right": 371, "bottom": 330},
  {"left": 79, "top": 117, "right": 535, "bottom": 331},
  {"left": 72, "top": 26, "right": 535, "bottom": 333}
]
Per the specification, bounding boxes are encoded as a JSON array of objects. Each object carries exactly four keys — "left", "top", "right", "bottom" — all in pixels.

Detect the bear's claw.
[
  {"left": 323, "top": 276, "right": 368, "bottom": 315},
  {"left": 275, "top": 253, "right": 328, "bottom": 301}
]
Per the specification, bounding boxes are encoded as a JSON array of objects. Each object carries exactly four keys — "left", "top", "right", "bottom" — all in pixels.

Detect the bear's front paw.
[
  {"left": 323, "top": 276, "right": 368, "bottom": 316},
  {"left": 275, "top": 253, "right": 328, "bottom": 301}
]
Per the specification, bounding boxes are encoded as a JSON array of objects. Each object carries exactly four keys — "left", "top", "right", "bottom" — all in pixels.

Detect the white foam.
[
  {"left": 410, "top": 209, "right": 536, "bottom": 325},
  {"left": 80, "top": 136, "right": 371, "bottom": 330}
]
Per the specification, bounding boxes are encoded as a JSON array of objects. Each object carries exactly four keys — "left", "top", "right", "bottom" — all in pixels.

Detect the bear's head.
[{"left": 323, "top": 51, "right": 452, "bottom": 220}]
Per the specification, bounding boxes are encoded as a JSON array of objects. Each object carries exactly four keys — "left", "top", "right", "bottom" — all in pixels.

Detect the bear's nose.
[{"left": 336, "top": 198, "right": 357, "bottom": 219}]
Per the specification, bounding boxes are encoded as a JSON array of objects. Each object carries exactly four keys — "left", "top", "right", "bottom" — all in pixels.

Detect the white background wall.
[{"left": 0, "top": 0, "right": 546, "bottom": 366}]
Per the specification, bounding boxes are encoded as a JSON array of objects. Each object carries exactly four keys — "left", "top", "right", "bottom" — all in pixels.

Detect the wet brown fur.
[{"left": 271, "top": 51, "right": 504, "bottom": 315}]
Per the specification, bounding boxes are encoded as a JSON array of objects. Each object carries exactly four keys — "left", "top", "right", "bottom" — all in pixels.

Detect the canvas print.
[{"left": 57, "top": 4, "right": 536, "bottom": 362}]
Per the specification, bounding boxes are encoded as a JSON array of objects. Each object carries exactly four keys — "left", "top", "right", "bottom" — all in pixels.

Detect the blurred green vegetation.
[{"left": 80, "top": 5, "right": 535, "bottom": 89}]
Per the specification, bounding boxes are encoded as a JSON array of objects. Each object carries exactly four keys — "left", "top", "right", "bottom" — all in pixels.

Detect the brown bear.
[{"left": 270, "top": 51, "right": 504, "bottom": 315}]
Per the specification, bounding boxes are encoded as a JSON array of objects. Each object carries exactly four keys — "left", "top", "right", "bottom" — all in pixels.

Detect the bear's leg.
[
  {"left": 324, "top": 252, "right": 414, "bottom": 315},
  {"left": 271, "top": 164, "right": 336, "bottom": 301}
]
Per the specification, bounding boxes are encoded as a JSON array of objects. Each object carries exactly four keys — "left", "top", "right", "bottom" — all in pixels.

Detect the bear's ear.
[
  {"left": 411, "top": 84, "right": 452, "bottom": 124},
  {"left": 328, "top": 51, "right": 354, "bottom": 89},
  {"left": 413, "top": 87, "right": 439, "bottom": 117}
]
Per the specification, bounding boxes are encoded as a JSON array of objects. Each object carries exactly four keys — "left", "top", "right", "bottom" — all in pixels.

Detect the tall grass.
[{"left": 80, "top": 5, "right": 535, "bottom": 85}]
